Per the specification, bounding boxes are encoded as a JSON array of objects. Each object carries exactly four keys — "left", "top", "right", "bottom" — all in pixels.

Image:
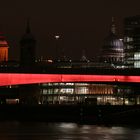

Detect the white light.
[
  {"left": 47, "top": 59, "right": 53, "bottom": 63},
  {"left": 97, "top": 97, "right": 102, "bottom": 100},
  {"left": 59, "top": 123, "right": 77, "bottom": 129},
  {"left": 55, "top": 35, "right": 60, "bottom": 39},
  {"left": 125, "top": 100, "right": 129, "bottom": 105},
  {"left": 60, "top": 96, "right": 64, "bottom": 100}
]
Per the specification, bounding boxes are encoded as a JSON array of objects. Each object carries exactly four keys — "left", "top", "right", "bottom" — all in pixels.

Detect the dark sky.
[{"left": 1, "top": 0, "right": 140, "bottom": 60}]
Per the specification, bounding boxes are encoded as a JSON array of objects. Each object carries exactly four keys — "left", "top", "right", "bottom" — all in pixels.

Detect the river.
[{"left": 0, "top": 122, "right": 139, "bottom": 140}]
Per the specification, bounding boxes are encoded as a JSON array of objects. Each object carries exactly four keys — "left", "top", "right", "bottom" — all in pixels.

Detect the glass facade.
[
  {"left": 39, "top": 83, "right": 140, "bottom": 105},
  {"left": 124, "top": 16, "right": 140, "bottom": 68}
]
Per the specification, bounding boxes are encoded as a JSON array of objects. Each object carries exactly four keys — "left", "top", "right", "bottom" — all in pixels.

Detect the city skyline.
[{"left": 1, "top": 0, "right": 140, "bottom": 60}]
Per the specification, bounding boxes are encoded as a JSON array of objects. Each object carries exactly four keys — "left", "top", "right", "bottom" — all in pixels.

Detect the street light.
[{"left": 54, "top": 35, "right": 60, "bottom": 61}]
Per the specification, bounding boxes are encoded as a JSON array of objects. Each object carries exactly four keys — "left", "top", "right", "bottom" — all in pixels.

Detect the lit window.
[
  {"left": 134, "top": 52, "right": 140, "bottom": 60},
  {"left": 134, "top": 61, "right": 140, "bottom": 68}
]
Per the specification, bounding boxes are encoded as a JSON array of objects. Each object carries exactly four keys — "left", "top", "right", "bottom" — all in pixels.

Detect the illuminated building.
[
  {"left": 100, "top": 18, "right": 125, "bottom": 68},
  {"left": 0, "top": 17, "right": 140, "bottom": 106},
  {"left": 20, "top": 20, "right": 36, "bottom": 65},
  {"left": 0, "top": 33, "right": 9, "bottom": 62},
  {"left": 40, "top": 83, "right": 115, "bottom": 105},
  {"left": 39, "top": 82, "right": 140, "bottom": 105},
  {"left": 124, "top": 15, "right": 140, "bottom": 68},
  {"left": 0, "top": 73, "right": 139, "bottom": 105}
]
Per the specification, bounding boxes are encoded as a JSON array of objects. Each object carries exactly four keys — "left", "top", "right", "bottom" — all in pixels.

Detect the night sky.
[{"left": 1, "top": 0, "right": 140, "bottom": 61}]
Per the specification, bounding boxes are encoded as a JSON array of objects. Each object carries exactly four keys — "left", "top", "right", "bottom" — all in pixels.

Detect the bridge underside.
[{"left": 0, "top": 73, "right": 140, "bottom": 86}]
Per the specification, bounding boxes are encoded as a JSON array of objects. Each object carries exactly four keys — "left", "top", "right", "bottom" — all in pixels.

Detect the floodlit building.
[
  {"left": 0, "top": 18, "right": 140, "bottom": 106},
  {"left": 0, "top": 33, "right": 9, "bottom": 62},
  {"left": 100, "top": 18, "right": 125, "bottom": 68}
]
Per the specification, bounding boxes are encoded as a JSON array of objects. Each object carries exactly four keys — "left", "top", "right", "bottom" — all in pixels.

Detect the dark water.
[{"left": 0, "top": 122, "right": 139, "bottom": 140}]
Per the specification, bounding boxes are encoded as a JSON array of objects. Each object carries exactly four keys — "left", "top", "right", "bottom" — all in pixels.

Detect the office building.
[{"left": 124, "top": 15, "right": 140, "bottom": 68}]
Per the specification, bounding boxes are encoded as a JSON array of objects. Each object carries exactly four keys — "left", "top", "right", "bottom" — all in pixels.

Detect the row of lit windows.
[
  {"left": 124, "top": 37, "right": 133, "bottom": 42},
  {"left": 42, "top": 86, "right": 114, "bottom": 95}
]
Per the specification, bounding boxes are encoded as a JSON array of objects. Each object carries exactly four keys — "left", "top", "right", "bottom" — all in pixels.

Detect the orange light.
[{"left": 0, "top": 47, "right": 8, "bottom": 61}]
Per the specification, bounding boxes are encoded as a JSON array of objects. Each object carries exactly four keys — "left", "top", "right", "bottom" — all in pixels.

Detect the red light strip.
[{"left": 0, "top": 73, "right": 139, "bottom": 86}]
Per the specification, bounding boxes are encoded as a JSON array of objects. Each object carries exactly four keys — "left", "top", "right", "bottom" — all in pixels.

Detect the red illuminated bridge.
[{"left": 0, "top": 73, "right": 140, "bottom": 86}]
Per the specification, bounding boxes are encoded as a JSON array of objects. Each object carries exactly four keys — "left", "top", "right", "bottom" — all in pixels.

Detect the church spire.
[
  {"left": 110, "top": 17, "right": 116, "bottom": 34},
  {"left": 26, "top": 18, "right": 31, "bottom": 34},
  {"left": 80, "top": 49, "right": 88, "bottom": 61},
  {"left": 20, "top": 19, "right": 36, "bottom": 66}
]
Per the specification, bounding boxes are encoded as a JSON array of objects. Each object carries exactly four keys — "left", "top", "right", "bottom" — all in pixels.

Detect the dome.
[
  {"left": 0, "top": 34, "right": 9, "bottom": 47},
  {"left": 103, "top": 17, "right": 124, "bottom": 52},
  {"left": 103, "top": 32, "right": 124, "bottom": 52},
  {"left": 100, "top": 18, "right": 125, "bottom": 67}
]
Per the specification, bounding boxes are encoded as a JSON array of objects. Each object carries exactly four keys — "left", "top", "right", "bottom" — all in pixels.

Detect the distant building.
[
  {"left": 124, "top": 15, "right": 140, "bottom": 68},
  {"left": 100, "top": 18, "right": 125, "bottom": 68},
  {"left": 80, "top": 49, "right": 88, "bottom": 62},
  {"left": 20, "top": 20, "right": 36, "bottom": 65},
  {"left": 0, "top": 33, "right": 9, "bottom": 62}
]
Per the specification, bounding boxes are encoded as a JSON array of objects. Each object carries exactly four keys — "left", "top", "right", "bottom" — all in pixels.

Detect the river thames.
[{"left": 0, "top": 122, "right": 139, "bottom": 140}]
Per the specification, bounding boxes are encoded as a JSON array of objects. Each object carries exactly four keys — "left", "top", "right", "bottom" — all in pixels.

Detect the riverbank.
[{"left": 0, "top": 104, "right": 139, "bottom": 125}]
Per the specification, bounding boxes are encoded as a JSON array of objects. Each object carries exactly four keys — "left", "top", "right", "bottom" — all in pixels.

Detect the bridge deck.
[{"left": 0, "top": 73, "right": 140, "bottom": 86}]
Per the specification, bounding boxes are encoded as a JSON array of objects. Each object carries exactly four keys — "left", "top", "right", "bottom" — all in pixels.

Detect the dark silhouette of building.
[
  {"left": 100, "top": 18, "right": 124, "bottom": 68},
  {"left": 20, "top": 20, "right": 36, "bottom": 66},
  {"left": 124, "top": 15, "right": 140, "bottom": 68}
]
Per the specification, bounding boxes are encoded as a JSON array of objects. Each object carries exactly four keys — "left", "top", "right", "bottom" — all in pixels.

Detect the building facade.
[{"left": 124, "top": 15, "right": 140, "bottom": 68}]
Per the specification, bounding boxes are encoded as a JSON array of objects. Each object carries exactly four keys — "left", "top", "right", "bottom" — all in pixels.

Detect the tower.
[
  {"left": 0, "top": 33, "right": 9, "bottom": 62},
  {"left": 20, "top": 20, "right": 36, "bottom": 65}
]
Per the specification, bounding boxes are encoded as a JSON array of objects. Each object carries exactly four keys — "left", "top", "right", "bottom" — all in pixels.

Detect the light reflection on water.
[{"left": 0, "top": 122, "right": 139, "bottom": 140}]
